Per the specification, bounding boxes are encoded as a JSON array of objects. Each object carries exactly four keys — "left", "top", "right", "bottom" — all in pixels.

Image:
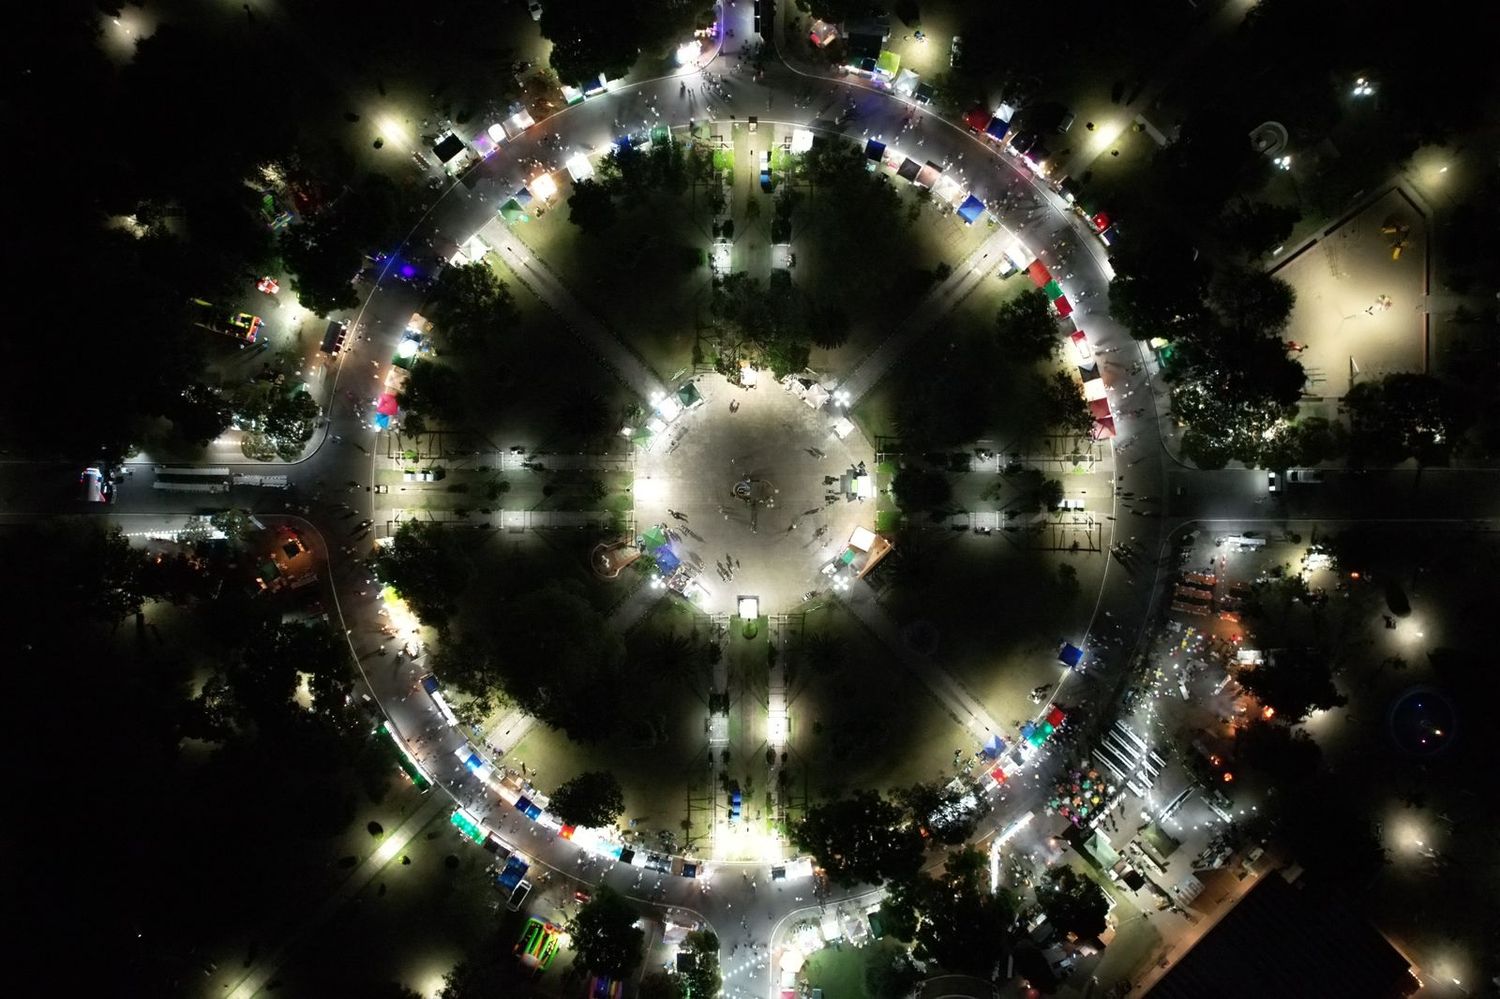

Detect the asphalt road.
[{"left": 5, "top": 4, "right": 1499, "bottom": 996}]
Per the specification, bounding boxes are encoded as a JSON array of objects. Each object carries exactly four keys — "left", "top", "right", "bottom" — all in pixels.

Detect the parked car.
[
  {"left": 528, "top": 1, "right": 543, "bottom": 21},
  {"left": 949, "top": 35, "right": 963, "bottom": 68},
  {"left": 1285, "top": 468, "right": 1324, "bottom": 484},
  {"left": 1267, "top": 470, "right": 1279, "bottom": 492}
]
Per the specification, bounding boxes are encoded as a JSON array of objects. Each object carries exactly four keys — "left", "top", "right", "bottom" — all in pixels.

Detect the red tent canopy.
[
  {"left": 1054, "top": 296, "right": 1074, "bottom": 317},
  {"left": 1089, "top": 398, "right": 1112, "bottom": 420},
  {"left": 991, "top": 766, "right": 1008, "bottom": 784},
  {"left": 964, "top": 105, "right": 990, "bottom": 131},
  {"left": 1046, "top": 706, "right": 1066, "bottom": 727},
  {"left": 1092, "top": 212, "right": 1112, "bottom": 232},
  {"left": 1027, "top": 260, "right": 1052, "bottom": 287},
  {"left": 1092, "top": 416, "right": 1117, "bottom": 439},
  {"left": 377, "top": 392, "right": 400, "bottom": 416}
]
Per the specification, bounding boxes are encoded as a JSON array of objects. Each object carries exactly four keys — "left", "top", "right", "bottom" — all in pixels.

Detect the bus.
[{"left": 379, "top": 721, "right": 431, "bottom": 792}]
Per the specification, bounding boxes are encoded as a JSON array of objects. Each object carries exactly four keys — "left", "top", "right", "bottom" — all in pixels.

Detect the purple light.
[{"left": 400, "top": 264, "right": 416, "bottom": 278}]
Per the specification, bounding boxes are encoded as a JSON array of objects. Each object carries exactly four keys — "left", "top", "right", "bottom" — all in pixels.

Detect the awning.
[
  {"left": 656, "top": 547, "right": 681, "bottom": 573},
  {"left": 957, "top": 195, "right": 985, "bottom": 224},
  {"left": 1054, "top": 296, "right": 1074, "bottom": 318},
  {"left": 963, "top": 105, "right": 990, "bottom": 131},
  {"left": 1084, "top": 378, "right": 1108, "bottom": 401},
  {"left": 875, "top": 50, "right": 900, "bottom": 77},
  {"left": 641, "top": 525, "right": 669, "bottom": 551},
  {"left": 377, "top": 393, "right": 400, "bottom": 416},
  {"left": 865, "top": 138, "right": 887, "bottom": 161},
  {"left": 915, "top": 82, "right": 935, "bottom": 104},
  {"left": 1027, "top": 261, "right": 1052, "bottom": 286},
  {"left": 1043, "top": 279, "right": 1063, "bottom": 300},
  {"left": 914, "top": 161, "right": 942, "bottom": 189},
  {"left": 1093, "top": 416, "right": 1117, "bottom": 439},
  {"left": 565, "top": 153, "right": 593, "bottom": 182},
  {"left": 893, "top": 68, "right": 919, "bottom": 95},
  {"left": 499, "top": 198, "right": 529, "bottom": 223},
  {"left": 503, "top": 109, "right": 536, "bottom": 139},
  {"left": 1092, "top": 212, "right": 1112, "bottom": 233},
  {"left": 985, "top": 117, "right": 1010, "bottom": 142},
  {"left": 932, "top": 173, "right": 965, "bottom": 206},
  {"left": 896, "top": 157, "right": 922, "bottom": 181},
  {"left": 1058, "top": 643, "right": 1084, "bottom": 669},
  {"left": 1089, "top": 398, "right": 1112, "bottom": 421},
  {"left": 1046, "top": 705, "right": 1067, "bottom": 727},
  {"left": 432, "top": 133, "right": 465, "bottom": 163},
  {"left": 831, "top": 416, "right": 856, "bottom": 439}
]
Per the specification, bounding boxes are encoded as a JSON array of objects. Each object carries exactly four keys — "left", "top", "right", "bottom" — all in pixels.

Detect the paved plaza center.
[{"left": 633, "top": 373, "right": 877, "bottom": 615}]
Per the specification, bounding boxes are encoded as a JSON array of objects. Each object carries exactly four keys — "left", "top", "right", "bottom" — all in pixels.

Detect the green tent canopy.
[
  {"left": 1043, "top": 279, "right": 1063, "bottom": 300},
  {"left": 875, "top": 50, "right": 900, "bottom": 77},
  {"left": 650, "top": 123, "right": 671, "bottom": 145},
  {"left": 641, "top": 525, "right": 669, "bottom": 551},
  {"left": 500, "top": 198, "right": 530, "bottom": 223},
  {"left": 676, "top": 382, "right": 703, "bottom": 408}
]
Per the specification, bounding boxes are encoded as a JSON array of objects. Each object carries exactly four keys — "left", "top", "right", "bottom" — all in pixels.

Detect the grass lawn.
[
  {"left": 270, "top": 809, "right": 561, "bottom": 997},
  {"left": 801, "top": 937, "right": 907, "bottom": 999},
  {"left": 785, "top": 603, "right": 968, "bottom": 804},
  {"left": 506, "top": 166, "right": 716, "bottom": 382},
  {"left": 868, "top": 534, "right": 1090, "bottom": 728},
  {"left": 503, "top": 599, "right": 713, "bottom": 849}
]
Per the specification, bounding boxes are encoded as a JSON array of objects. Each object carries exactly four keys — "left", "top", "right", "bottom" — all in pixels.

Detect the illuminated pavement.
[{"left": 6, "top": 6, "right": 1498, "bottom": 998}]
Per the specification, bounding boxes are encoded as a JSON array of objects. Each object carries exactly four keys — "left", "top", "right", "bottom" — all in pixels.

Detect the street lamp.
[
  {"left": 1352, "top": 77, "right": 1376, "bottom": 98},
  {"left": 1274, "top": 154, "right": 1293, "bottom": 171}
]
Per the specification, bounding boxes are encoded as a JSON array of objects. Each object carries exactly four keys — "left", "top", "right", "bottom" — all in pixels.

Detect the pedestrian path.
[
  {"left": 839, "top": 582, "right": 1004, "bottom": 743},
  {"left": 225, "top": 792, "right": 448, "bottom": 999},
  {"left": 475, "top": 217, "right": 665, "bottom": 402},
  {"left": 838, "top": 225, "right": 1014, "bottom": 406}
]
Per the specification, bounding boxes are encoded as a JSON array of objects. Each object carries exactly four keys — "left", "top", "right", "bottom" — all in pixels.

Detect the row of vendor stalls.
[{"left": 862, "top": 137, "right": 988, "bottom": 225}]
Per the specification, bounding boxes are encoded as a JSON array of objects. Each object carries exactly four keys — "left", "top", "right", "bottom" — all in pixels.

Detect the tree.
[
  {"left": 1345, "top": 373, "right": 1472, "bottom": 465},
  {"left": 639, "top": 972, "right": 685, "bottom": 999},
  {"left": 880, "top": 848, "right": 1013, "bottom": 977},
  {"left": 261, "top": 388, "right": 320, "bottom": 460},
  {"left": 792, "top": 790, "right": 924, "bottom": 887},
  {"left": 679, "top": 930, "right": 722, "bottom": 999},
  {"left": 165, "top": 381, "right": 234, "bottom": 448},
  {"left": 541, "top": 0, "right": 644, "bottom": 82},
  {"left": 446, "top": 582, "right": 626, "bottom": 741},
  {"left": 1218, "top": 200, "right": 1300, "bottom": 257},
  {"left": 550, "top": 771, "right": 626, "bottom": 828},
  {"left": 1236, "top": 648, "right": 1346, "bottom": 723},
  {"left": 568, "top": 886, "right": 645, "bottom": 978},
  {"left": 427, "top": 262, "right": 519, "bottom": 355},
  {"left": 892, "top": 467, "right": 952, "bottom": 512},
  {"left": 373, "top": 520, "right": 475, "bottom": 628},
  {"left": 896, "top": 780, "right": 984, "bottom": 845},
  {"left": 1276, "top": 776, "right": 1386, "bottom": 889},
  {"left": 1207, "top": 266, "right": 1296, "bottom": 336},
  {"left": 865, "top": 950, "right": 923, "bottom": 999},
  {"left": 1035, "top": 866, "right": 1110, "bottom": 940},
  {"left": 1040, "top": 370, "right": 1094, "bottom": 437},
  {"left": 1107, "top": 228, "right": 1210, "bottom": 340},
  {"left": 994, "top": 290, "right": 1060, "bottom": 361},
  {"left": 567, "top": 178, "right": 618, "bottom": 235},
  {"left": 809, "top": 304, "right": 852, "bottom": 350},
  {"left": 1235, "top": 721, "right": 1322, "bottom": 784}
]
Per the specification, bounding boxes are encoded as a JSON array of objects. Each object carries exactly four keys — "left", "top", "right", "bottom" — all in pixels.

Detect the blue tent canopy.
[
  {"left": 865, "top": 138, "right": 886, "bottom": 161},
  {"left": 985, "top": 117, "right": 1010, "bottom": 142},
  {"left": 1058, "top": 642, "right": 1084, "bottom": 668},
  {"left": 515, "top": 795, "right": 533, "bottom": 813},
  {"left": 982, "top": 733, "right": 1007, "bottom": 758},
  {"left": 373, "top": 412, "right": 391, "bottom": 429},
  {"left": 511, "top": 188, "right": 534, "bottom": 206},
  {"left": 957, "top": 195, "right": 986, "bottom": 224},
  {"left": 656, "top": 547, "right": 682, "bottom": 574}
]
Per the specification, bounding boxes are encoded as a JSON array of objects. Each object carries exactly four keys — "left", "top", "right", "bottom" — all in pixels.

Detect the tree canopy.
[
  {"left": 550, "top": 770, "right": 626, "bottom": 828},
  {"left": 568, "top": 886, "right": 645, "bottom": 978},
  {"left": 880, "top": 847, "right": 1014, "bottom": 977},
  {"left": 792, "top": 790, "right": 924, "bottom": 887},
  {"left": 994, "top": 290, "right": 1061, "bottom": 361},
  {"left": 373, "top": 520, "right": 476, "bottom": 629},
  {"left": 1345, "top": 374, "right": 1472, "bottom": 465},
  {"left": 892, "top": 466, "right": 952, "bottom": 513},
  {"left": 427, "top": 261, "right": 520, "bottom": 355},
  {"left": 1236, "top": 648, "right": 1347, "bottom": 722},
  {"left": 1035, "top": 866, "right": 1110, "bottom": 940}
]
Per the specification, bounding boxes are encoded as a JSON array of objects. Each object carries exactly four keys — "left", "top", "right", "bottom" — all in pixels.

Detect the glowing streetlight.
[
  {"left": 1352, "top": 77, "right": 1376, "bottom": 98},
  {"left": 1274, "top": 154, "right": 1293, "bottom": 171}
]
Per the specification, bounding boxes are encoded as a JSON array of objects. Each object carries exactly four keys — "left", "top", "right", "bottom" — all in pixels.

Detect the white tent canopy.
[
  {"left": 803, "top": 382, "right": 829, "bottom": 409},
  {"left": 831, "top": 416, "right": 856, "bottom": 439},
  {"left": 565, "top": 152, "right": 594, "bottom": 181}
]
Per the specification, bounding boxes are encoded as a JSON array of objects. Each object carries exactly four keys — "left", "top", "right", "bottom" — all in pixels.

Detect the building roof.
[{"left": 1144, "top": 871, "right": 1416, "bottom": 999}]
